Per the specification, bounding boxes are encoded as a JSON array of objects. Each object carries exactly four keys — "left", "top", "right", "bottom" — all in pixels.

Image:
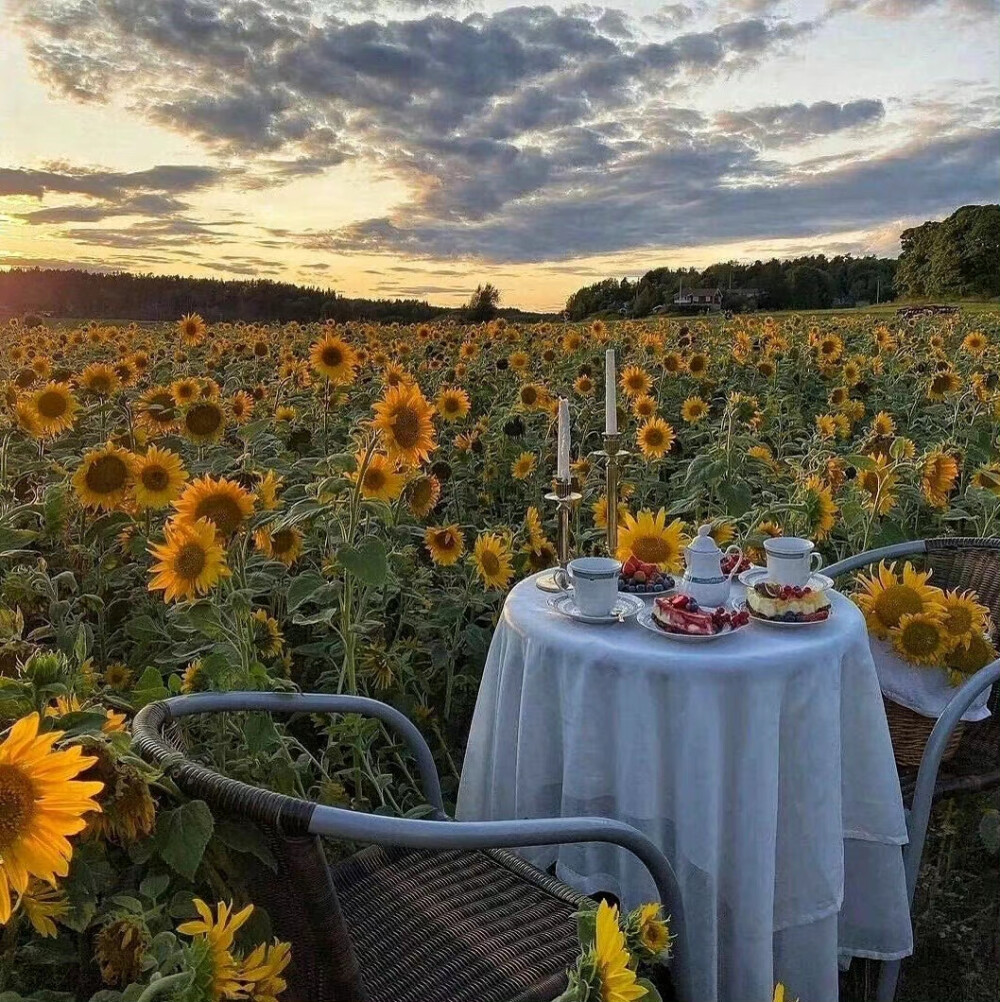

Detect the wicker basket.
[{"left": 884, "top": 696, "right": 964, "bottom": 768}]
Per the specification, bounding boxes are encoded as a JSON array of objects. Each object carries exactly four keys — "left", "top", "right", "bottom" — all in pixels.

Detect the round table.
[{"left": 456, "top": 574, "right": 913, "bottom": 1002}]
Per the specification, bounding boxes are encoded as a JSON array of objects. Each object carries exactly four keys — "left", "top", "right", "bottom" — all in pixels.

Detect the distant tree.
[{"left": 466, "top": 283, "right": 502, "bottom": 322}]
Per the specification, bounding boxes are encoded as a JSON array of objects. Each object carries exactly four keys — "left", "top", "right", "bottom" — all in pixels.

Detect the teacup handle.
[
  {"left": 725, "top": 545, "right": 743, "bottom": 581},
  {"left": 555, "top": 566, "right": 571, "bottom": 591},
  {"left": 810, "top": 552, "right": 824, "bottom": 572}
]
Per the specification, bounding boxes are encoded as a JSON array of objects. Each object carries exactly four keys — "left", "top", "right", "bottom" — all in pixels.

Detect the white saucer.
[
  {"left": 739, "top": 567, "right": 834, "bottom": 592},
  {"left": 636, "top": 603, "right": 749, "bottom": 643},
  {"left": 549, "top": 592, "right": 644, "bottom": 624}
]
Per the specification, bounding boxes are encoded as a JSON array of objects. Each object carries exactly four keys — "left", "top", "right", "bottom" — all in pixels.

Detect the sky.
[{"left": 0, "top": 0, "right": 997, "bottom": 312}]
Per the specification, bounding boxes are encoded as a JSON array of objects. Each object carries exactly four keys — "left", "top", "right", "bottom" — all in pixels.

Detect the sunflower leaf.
[
  {"left": 339, "top": 538, "right": 388, "bottom": 586},
  {"left": 155, "top": 800, "right": 214, "bottom": 881}
]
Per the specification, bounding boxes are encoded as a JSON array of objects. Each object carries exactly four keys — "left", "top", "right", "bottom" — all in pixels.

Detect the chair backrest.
[
  {"left": 155, "top": 715, "right": 368, "bottom": 1002},
  {"left": 925, "top": 537, "right": 1000, "bottom": 628}
]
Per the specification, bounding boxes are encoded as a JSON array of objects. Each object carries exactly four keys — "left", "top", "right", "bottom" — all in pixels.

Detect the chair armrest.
[
  {"left": 904, "top": 657, "right": 1000, "bottom": 906},
  {"left": 824, "top": 540, "right": 927, "bottom": 580},
  {"left": 132, "top": 692, "right": 444, "bottom": 814}
]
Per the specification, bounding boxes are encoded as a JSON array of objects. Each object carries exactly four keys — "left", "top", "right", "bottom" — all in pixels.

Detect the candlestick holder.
[
  {"left": 596, "top": 432, "right": 630, "bottom": 558},
  {"left": 535, "top": 477, "right": 582, "bottom": 592}
]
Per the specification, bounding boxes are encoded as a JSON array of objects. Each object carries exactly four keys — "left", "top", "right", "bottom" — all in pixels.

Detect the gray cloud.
[
  {"left": 0, "top": 163, "right": 228, "bottom": 199},
  {"left": 716, "top": 99, "right": 886, "bottom": 147}
]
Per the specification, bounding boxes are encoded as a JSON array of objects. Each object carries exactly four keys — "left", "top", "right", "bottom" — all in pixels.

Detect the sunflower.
[
  {"left": 518, "top": 383, "right": 549, "bottom": 411},
  {"left": 230, "top": 390, "right": 255, "bottom": 424},
  {"left": 592, "top": 901, "right": 645, "bottom": 1002},
  {"left": 103, "top": 663, "right": 134, "bottom": 689},
  {"left": 620, "top": 365, "right": 652, "bottom": 399},
  {"left": 617, "top": 509, "right": 686, "bottom": 572},
  {"left": 892, "top": 612, "right": 950, "bottom": 667},
  {"left": 815, "top": 414, "right": 837, "bottom": 439},
  {"left": 354, "top": 452, "right": 406, "bottom": 502},
  {"left": 938, "top": 589, "right": 990, "bottom": 647},
  {"left": 80, "top": 363, "right": 119, "bottom": 397},
  {"left": 405, "top": 474, "right": 441, "bottom": 517},
  {"left": 0, "top": 713, "right": 103, "bottom": 924},
  {"left": 275, "top": 405, "right": 296, "bottom": 422},
  {"left": 136, "top": 387, "right": 178, "bottom": 435},
  {"left": 472, "top": 533, "right": 514, "bottom": 589},
  {"left": 183, "top": 400, "right": 226, "bottom": 444},
  {"left": 239, "top": 940, "right": 292, "bottom": 1002},
  {"left": 81, "top": 742, "right": 155, "bottom": 845},
  {"left": 95, "top": 915, "right": 151, "bottom": 986},
  {"left": 816, "top": 334, "right": 843, "bottom": 363},
  {"left": 178, "top": 899, "right": 253, "bottom": 1001},
  {"left": 663, "top": 351, "right": 683, "bottom": 374},
  {"left": 633, "top": 902, "right": 672, "bottom": 957},
  {"left": 971, "top": 464, "right": 1000, "bottom": 495},
  {"left": 921, "top": 451, "right": 959, "bottom": 508},
  {"left": 747, "top": 444, "right": 774, "bottom": 465},
  {"left": 687, "top": 352, "right": 709, "bottom": 378},
  {"left": 574, "top": 374, "right": 594, "bottom": 395},
  {"left": 148, "top": 518, "right": 230, "bottom": 603},
  {"left": 73, "top": 444, "right": 134, "bottom": 510},
  {"left": 632, "top": 394, "right": 657, "bottom": 419},
  {"left": 171, "top": 377, "right": 199, "bottom": 406},
  {"left": 757, "top": 358, "right": 776, "bottom": 378},
  {"left": 174, "top": 476, "right": 255, "bottom": 537},
  {"left": 46, "top": 694, "right": 125, "bottom": 734},
  {"left": 177, "top": 313, "right": 207, "bottom": 345},
  {"left": 636, "top": 417, "right": 675, "bottom": 460},
  {"left": 131, "top": 447, "right": 188, "bottom": 509},
  {"left": 18, "top": 880, "right": 69, "bottom": 938},
  {"left": 425, "top": 524, "right": 465, "bottom": 566},
  {"left": 960, "top": 330, "right": 987, "bottom": 355},
  {"left": 927, "top": 370, "right": 961, "bottom": 401},
  {"left": 948, "top": 632, "right": 999, "bottom": 682},
  {"left": 511, "top": 452, "right": 537, "bottom": 480},
  {"left": 710, "top": 522, "right": 736, "bottom": 547},
  {"left": 853, "top": 561, "right": 944, "bottom": 638},
  {"left": 681, "top": 396, "right": 708, "bottom": 424},
  {"left": 31, "top": 383, "right": 78, "bottom": 438},
  {"left": 373, "top": 383, "right": 436, "bottom": 467},
  {"left": 251, "top": 608, "right": 284, "bottom": 657},
  {"left": 593, "top": 491, "right": 631, "bottom": 531},
  {"left": 254, "top": 526, "right": 304, "bottom": 567},
  {"left": 310, "top": 331, "right": 357, "bottom": 384},
  {"left": 856, "top": 454, "right": 898, "bottom": 515},
  {"left": 256, "top": 470, "right": 283, "bottom": 510},
  {"left": 436, "top": 387, "right": 471, "bottom": 421},
  {"left": 799, "top": 475, "right": 838, "bottom": 540},
  {"left": 871, "top": 411, "right": 896, "bottom": 437}
]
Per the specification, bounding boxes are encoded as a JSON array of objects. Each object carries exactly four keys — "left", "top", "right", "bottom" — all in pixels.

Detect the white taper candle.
[
  {"left": 557, "top": 397, "right": 571, "bottom": 481},
  {"left": 605, "top": 348, "right": 617, "bottom": 434}
]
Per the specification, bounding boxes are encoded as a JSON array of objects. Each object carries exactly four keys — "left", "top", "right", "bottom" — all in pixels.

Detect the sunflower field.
[{"left": 0, "top": 309, "right": 998, "bottom": 999}]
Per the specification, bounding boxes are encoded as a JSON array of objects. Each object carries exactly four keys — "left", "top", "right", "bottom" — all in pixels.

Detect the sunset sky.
[{"left": 1, "top": 0, "right": 997, "bottom": 312}]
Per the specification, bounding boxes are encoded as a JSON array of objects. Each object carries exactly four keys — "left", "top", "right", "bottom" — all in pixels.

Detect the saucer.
[
  {"left": 637, "top": 602, "right": 749, "bottom": 643},
  {"left": 738, "top": 567, "right": 834, "bottom": 592},
  {"left": 549, "top": 592, "right": 644, "bottom": 624}
]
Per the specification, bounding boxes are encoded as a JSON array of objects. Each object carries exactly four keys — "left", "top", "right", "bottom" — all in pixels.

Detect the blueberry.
[
  {"left": 688, "top": 600, "right": 699, "bottom": 611},
  {"left": 653, "top": 583, "right": 664, "bottom": 592}
]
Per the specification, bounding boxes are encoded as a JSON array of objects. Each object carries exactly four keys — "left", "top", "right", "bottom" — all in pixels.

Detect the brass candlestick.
[
  {"left": 597, "top": 432, "right": 629, "bottom": 558},
  {"left": 535, "top": 477, "right": 582, "bottom": 592}
]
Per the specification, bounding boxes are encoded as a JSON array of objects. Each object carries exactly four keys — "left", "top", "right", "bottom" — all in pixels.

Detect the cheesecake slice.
[{"left": 653, "top": 595, "right": 715, "bottom": 635}]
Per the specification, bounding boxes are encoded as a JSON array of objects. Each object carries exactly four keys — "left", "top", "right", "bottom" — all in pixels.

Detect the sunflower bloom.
[
  {"left": 177, "top": 313, "right": 207, "bottom": 345},
  {"left": 853, "top": 561, "right": 944, "bottom": 639},
  {"left": 31, "top": 383, "right": 78, "bottom": 438},
  {"left": 937, "top": 589, "right": 990, "bottom": 647},
  {"left": 681, "top": 396, "right": 708, "bottom": 424},
  {"left": 436, "top": 387, "right": 471, "bottom": 421},
  {"left": 254, "top": 526, "right": 305, "bottom": 567},
  {"left": 511, "top": 452, "right": 537, "bottom": 480},
  {"left": 310, "top": 332, "right": 358, "bottom": 384},
  {"left": 173, "top": 476, "right": 255, "bottom": 538},
  {"left": 148, "top": 518, "right": 231, "bottom": 603},
  {"left": 73, "top": 444, "right": 134, "bottom": 510},
  {"left": 592, "top": 901, "right": 645, "bottom": 1002},
  {"left": 178, "top": 899, "right": 254, "bottom": 1001},
  {"left": 617, "top": 509, "right": 686, "bottom": 572},
  {"left": 131, "top": 447, "right": 188, "bottom": 510},
  {"left": 355, "top": 453, "right": 406, "bottom": 502},
  {"left": 425, "top": 524, "right": 465, "bottom": 566},
  {"left": 891, "top": 612, "right": 950, "bottom": 667},
  {"left": 921, "top": 451, "right": 959, "bottom": 508},
  {"left": 373, "top": 383, "right": 436, "bottom": 467},
  {"left": 636, "top": 417, "right": 675, "bottom": 460},
  {"left": 799, "top": 475, "right": 838, "bottom": 540},
  {"left": 0, "top": 713, "right": 103, "bottom": 924},
  {"left": 472, "top": 533, "right": 514, "bottom": 589}
]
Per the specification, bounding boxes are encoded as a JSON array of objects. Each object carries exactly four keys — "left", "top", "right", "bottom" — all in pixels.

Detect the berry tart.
[
  {"left": 650, "top": 593, "right": 750, "bottom": 637},
  {"left": 746, "top": 582, "right": 831, "bottom": 624},
  {"left": 619, "top": 555, "right": 674, "bottom": 594}
]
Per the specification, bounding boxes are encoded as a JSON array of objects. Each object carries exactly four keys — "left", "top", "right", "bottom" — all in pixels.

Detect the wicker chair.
[
  {"left": 825, "top": 537, "right": 1000, "bottom": 1001},
  {"left": 825, "top": 536, "right": 1000, "bottom": 802},
  {"left": 133, "top": 692, "right": 684, "bottom": 1002}
]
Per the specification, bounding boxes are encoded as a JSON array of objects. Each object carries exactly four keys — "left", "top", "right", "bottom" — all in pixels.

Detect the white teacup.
[
  {"left": 764, "top": 537, "right": 823, "bottom": 587},
  {"left": 568, "top": 557, "right": 621, "bottom": 617}
]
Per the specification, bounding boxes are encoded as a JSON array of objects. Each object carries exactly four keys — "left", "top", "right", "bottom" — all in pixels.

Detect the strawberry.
[{"left": 623, "top": 556, "right": 640, "bottom": 577}]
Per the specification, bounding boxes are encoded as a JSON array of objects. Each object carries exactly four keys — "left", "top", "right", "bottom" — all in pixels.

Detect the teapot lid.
[{"left": 687, "top": 524, "right": 720, "bottom": 552}]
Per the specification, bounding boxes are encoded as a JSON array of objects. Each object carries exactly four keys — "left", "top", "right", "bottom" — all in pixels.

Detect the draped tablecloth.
[{"left": 456, "top": 574, "right": 912, "bottom": 1002}]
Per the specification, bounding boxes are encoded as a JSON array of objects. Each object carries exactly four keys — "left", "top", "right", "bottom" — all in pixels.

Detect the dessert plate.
[
  {"left": 549, "top": 592, "right": 644, "bottom": 624},
  {"left": 636, "top": 604, "right": 749, "bottom": 643},
  {"left": 738, "top": 567, "right": 834, "bottom": 592},
  {"left": 748, "top": 608, "right": 834, "bottom": 628}
]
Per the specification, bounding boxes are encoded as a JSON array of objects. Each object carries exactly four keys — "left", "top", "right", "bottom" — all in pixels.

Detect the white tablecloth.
[{"left": 457, "top": 575, "right": 913, "bottom": 1002}]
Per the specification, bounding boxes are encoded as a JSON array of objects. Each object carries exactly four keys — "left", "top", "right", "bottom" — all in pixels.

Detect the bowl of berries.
[
  {"left": 721, "top": 551, "right": 753, "bottom": 577},
  {"left": 619, "top": 556, "right": 675, "bottom": 595},
  {"left": 638, "top": 593, "right": 751, "bottom": 642}
]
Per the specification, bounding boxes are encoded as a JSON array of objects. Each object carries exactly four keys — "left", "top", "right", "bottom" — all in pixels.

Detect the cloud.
[
  {"left": 716, "top": 99, "right": 886, "bottom": 147},
  {"left": 0, "top": 163, "right": 229, "bottom": 199}
]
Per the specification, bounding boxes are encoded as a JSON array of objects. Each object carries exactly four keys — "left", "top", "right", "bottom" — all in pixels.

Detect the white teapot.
[{"left": 680, "top": 524, "right": 743, "bottom": 609}]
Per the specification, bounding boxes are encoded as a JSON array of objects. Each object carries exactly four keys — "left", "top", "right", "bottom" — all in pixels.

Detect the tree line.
[{"left": 564, "top": 204, "right": 998, "bottom": 319}]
